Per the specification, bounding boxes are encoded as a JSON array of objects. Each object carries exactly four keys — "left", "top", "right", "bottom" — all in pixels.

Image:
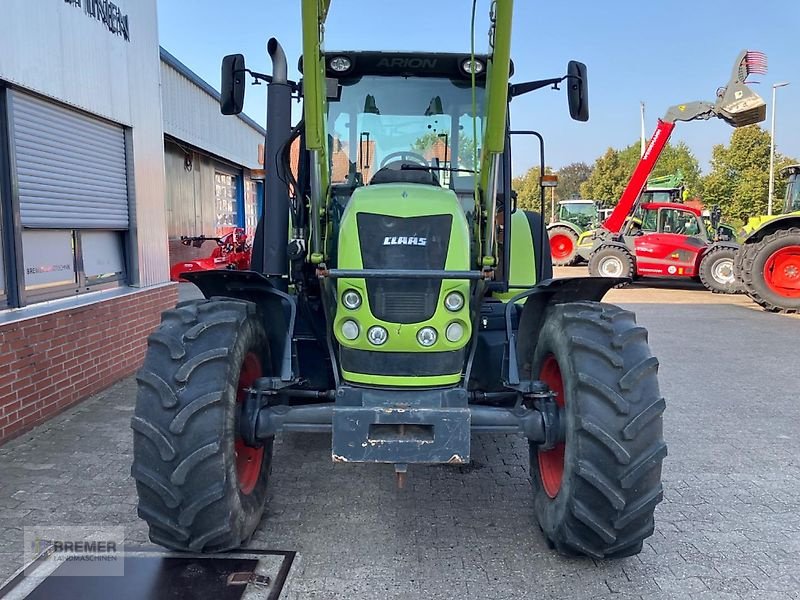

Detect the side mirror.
[
  {"left": 567, "top": 60, "right": 589, "bottom": 122},
  {"left": 221, "top": 54, "right": 246, "bottom": 115}
]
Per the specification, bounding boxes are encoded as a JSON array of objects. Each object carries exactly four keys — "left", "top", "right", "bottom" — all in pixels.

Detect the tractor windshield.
[
  {"left": 558, "top": 202, "right": 597, "bottom": 228},
  {"left": 785, "top": 176, "right": 800, "bottom": 213},
  {"left": 327, "top": 75, "right": 484, "bottom": 193}
]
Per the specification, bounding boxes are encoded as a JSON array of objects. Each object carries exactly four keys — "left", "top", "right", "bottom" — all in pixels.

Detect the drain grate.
[{"left": 0, "top": 546, "right": 295, "bottom": 600}]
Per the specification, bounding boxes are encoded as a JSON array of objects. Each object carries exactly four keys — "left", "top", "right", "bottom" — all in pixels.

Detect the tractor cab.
[
  {"left": 783, "top": 165, "right": 800, "bottom": 213},
  {"left": 555, "top": 199, "right": 599, "bottom": 229},
  {"left": 325, "top": 52, "right": 486, "bottom": 206}
]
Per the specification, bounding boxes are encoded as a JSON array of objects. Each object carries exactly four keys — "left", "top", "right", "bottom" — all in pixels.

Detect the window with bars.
[{"left": 214, "top": 171, "right": 239, "bottom": 235}]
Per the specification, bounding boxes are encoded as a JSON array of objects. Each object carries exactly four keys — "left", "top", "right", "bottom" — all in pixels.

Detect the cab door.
[{"left": 633, "top": 207, "right": 705, "bottom": 277}]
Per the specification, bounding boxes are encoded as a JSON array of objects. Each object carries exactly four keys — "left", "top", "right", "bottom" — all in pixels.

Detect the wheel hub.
[
  {"left": 712, "top": 258, "right": 735, "bottom": 284},
  {"left": 537, "top": 355, "right": 565, "bottom": 499},
  {"left": 764, "top": 246, "right": 800, "bottom": 298},
  {"left": 235, "top": 353, "right": 264, "bottom": 495},
  {"left": 599, "top": 256, "right": 623, "bottom": 277},
  {"left": 550, "top": 234, "right": 575, "bottom": 260}
]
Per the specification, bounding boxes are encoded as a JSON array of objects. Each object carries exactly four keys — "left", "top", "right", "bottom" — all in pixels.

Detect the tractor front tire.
[
  {"left": 699, "top": 246, "right": 741, "bottom": 294},
  {"left": 132, "top": 298, "right": 272, "bottom": 552},
  {"left": 737, "top": 228, "right": 800, "bottom": 313},
  {"left": 548, "top": 226, "right": 580, "bottom": 267},
  {"left": 529, "top": 302, "right": 666, "bottom": 558},
  {"left": 588, "top": 246, "right": 635, "bottom": 282}
]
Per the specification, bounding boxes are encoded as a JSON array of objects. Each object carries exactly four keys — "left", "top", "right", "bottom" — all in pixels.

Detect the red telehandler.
[{"left": 585, "top": 51, "right": 767, "bottom": 293}]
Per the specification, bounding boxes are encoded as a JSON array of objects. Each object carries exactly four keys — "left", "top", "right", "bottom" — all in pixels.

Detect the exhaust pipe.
[
  {"left": 261, "top": 37, "right": 292, "bottom": 290},
  {"left": 267, "top": 38, "right": 288, "bottom": 85}
]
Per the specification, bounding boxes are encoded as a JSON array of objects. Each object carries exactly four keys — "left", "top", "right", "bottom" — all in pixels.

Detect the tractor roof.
[
  {"left": 304, "top": 51, "right": 499, "bottom": 80},
  {"left": 640, "top": 202, "right": 702, "bottom": 216},
  {"left": 781, "top": 164, "right": 800, "bottom": 178},
  {"left": 560, "top": 199, "right": 595, "bottom": 204}
]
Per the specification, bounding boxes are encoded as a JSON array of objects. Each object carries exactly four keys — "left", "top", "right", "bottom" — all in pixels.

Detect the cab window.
[{"left": 658, "top": 208, "right": 700, "bottom": 235}]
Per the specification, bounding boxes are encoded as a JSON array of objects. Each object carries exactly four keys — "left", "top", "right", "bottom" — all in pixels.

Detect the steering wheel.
[{"left": 378, "top": 151, "right": 429, "bottom": 169}]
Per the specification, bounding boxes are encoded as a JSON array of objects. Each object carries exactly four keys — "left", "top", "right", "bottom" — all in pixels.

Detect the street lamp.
[{"left": 768, "top": 81, "right": 790, "bottom": 215}]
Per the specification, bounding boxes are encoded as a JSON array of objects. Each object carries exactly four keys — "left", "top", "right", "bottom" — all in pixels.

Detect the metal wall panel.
[
  {"left": 11, "top": 91, "right": 129, "bottom": 229},
  {"left": 164, "top": 142, "right": 218, "bottom": 239},
  {"left": 160, "top": 52, "right": 265, "bottom": 170},
  {"left": 0, "top": 0, "right": 169, "bottom": 287}
]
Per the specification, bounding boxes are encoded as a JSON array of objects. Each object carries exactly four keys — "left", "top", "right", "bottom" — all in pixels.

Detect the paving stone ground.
[{"left": 1, "top": 285, "right": 799, "bottom": 599}]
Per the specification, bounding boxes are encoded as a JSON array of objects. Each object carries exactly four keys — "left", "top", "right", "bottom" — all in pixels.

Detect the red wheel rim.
[
  {"left": 764, "top": 246, "right": 800, "bottom": 298},
  {"left": 550, "top": 234, "right": 575, "bottom": 260},
  {"left": 537, "top": 355, "right": 565, "bottom": 498},
  {"left": 235, "top": 353, "right": 264, "bottom": 495}
]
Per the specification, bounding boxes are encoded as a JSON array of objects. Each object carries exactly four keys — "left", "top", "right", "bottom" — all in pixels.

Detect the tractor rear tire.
[
  {"left": 699, "top": 246, "right": 742, "bottom": 294},
  {"left": 588, "top": 246, "right": 635, "bottom": 282},
  {"left": 548, "top": 226, "right": 580, "bottom": 267},
  {"left": 528, "top": 302, "right": 666, "bottom": 558},
  {"left": 132, "top": 298, "right": 272, "bottom": 552},
  {"left": 737, "top": 228, "right": 800, "bottom": 313}
]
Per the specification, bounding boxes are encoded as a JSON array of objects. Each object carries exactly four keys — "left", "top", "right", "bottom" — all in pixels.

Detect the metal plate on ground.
[{"left": 0, "top": 546, "right": 295, "bottom": 600}]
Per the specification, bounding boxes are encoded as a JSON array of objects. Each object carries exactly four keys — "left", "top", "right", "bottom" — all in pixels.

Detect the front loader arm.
[
  {"left": 301, "top": 0, "right": 332, "bottom": 263},
  {"left": 478, "top": 0, "right": 513, "bottom": 267}
]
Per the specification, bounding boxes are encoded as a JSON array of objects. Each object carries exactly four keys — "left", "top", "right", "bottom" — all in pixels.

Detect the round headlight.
[
  {"left": 461, "top": 58, "right": 485, "bottom": 74},
  {"left": 341, "top": 320, "right": 359, "bottom": 340},
  {"left": 342, "top": 289, "right": 362, "bottom": 310},
  {"left": 417, "top": 327, "right": 438, "bottom": 347},
  {"left": 445, "top": 322, "right": 464, "bottom": 343},
  {"left": 367, "top": 326, "right": 388, "bottom": 346},
  {"left": 444, "top": 291, "right": 465, "bottom": 312},
  {"left": 329, "top": 56, "right": 352, "bottom": 72}
]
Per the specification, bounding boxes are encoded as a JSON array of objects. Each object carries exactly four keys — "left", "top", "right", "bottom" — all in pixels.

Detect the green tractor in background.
[
  {"left": 736, "top": 164, "right": 800, "bottom": 312},
  {"left": 547, "top": 199, "right": 601, "bottom": 266},
  {"left": 639, "top": 172, "right": 687, "bottom": 204}
]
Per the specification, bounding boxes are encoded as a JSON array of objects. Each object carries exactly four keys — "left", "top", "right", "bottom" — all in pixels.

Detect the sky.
[{"left": 157, "top": 0, "right": 799, "bottom": 176}]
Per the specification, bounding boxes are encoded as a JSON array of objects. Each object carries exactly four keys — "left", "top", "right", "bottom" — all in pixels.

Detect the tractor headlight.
[
  {"left": 417, "top": 327, "right": 438, "bottom": 347},
  {"left": 342, "top": 289, "right": 362, "bottom": 310},
  {"left": 461, "top": 58, "right": 485, "bottom": 74},
  {"left": 444, "top": 291, "right": 465, "bottom": 312},
  {"left": 329, "top": 56, "right": 352, "bottom": 72},
  {"left": 341, "top": 320, "right": 360, "bottom": 340},
  {"left": 367, "top": 326, "right": 388, "bottom": 346},
  {"left": 445, "top": 322, "right": 464, "bottom": 343}
]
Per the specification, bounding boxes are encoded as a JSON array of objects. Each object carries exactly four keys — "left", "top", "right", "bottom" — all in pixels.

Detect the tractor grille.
[{"left": 357, "top": 213, "right": 452, "bottom": 324}]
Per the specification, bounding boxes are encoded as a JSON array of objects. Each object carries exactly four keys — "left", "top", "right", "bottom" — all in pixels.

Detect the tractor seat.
[{"left": 370, "top": 161, "right": 440, "bottom": 186}]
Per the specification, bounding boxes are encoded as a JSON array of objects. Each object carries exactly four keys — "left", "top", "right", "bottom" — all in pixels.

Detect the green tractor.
[
  {"left": 736, "top": 164, "right": 800, "bottom": 312},
  {"left": 547, "top": 199, "right": 601, "bottom": 266},
  {"left": 131, "top": 0, "right": 666, "bottom": 559},
  {"left": 639, "top": 172, "right": 687, "bottom": 204}
]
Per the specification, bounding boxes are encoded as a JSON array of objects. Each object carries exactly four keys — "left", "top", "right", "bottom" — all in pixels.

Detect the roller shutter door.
[{"left": 11, "top": 91, "right": 129, "bottom": 229}]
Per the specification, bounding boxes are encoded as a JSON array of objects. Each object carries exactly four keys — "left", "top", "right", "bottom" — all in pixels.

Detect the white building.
[{"left": 0, "top": 0, "right": 265, "bottom": 443}]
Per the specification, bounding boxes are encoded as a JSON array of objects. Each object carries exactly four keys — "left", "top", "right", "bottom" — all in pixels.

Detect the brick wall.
[{"left": 0, "top": 284, "right": 178, "bottom": 444}]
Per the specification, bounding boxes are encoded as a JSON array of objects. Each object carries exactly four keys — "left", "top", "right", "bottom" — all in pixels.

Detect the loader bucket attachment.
[{"left": 714, "top": 50, "right": 768, "bottom": 128}]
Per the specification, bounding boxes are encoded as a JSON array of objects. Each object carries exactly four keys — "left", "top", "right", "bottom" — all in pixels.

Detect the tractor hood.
[
  {"left": 333, "top": 183, "right": 472, "bottom": 387},
  {"left": 740, "top": 213, "right": 800, "bottom": 241}
]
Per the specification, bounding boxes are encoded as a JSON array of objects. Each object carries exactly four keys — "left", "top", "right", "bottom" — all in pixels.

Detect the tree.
[
  {"left": 702, "top": 125, "right": 797, "bottom": 222},
  {"left": 412, "top": 132, "right": 478, "bottom": 169},
  {"left": 556, "top": 162, "right": 592, "bottom": 200},
  {"left": 580, "top": 141, "right": 701, "bottom": 203},
  {"left": 512, "top": 165, "right": 557, "bottom": 220}
]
